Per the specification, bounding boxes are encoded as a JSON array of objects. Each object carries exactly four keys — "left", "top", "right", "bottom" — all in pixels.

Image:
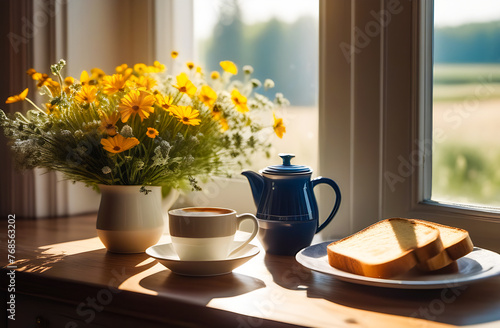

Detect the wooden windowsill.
[{"left": 1, "top": 214, "right": 500, "bottom": 327}]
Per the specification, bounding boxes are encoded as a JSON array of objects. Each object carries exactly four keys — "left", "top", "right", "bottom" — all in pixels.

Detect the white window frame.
[
  {"left": 318, "top": 0, "right": 498, "bottom": 247},
  {"left": 407, "top": 0, "right": 500, "bottom": 249}
]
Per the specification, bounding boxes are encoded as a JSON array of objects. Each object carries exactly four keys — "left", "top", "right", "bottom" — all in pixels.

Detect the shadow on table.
[
  {"left": 306, "top": 273, "right": 500, "bottom": 326},
  {"left": 263, "top": 253, "right": 500, "bottom": 326},
  {"left": 264, "top": 253, "right": 315, "bottom": 290},
  {"left": 10, "top": 246, "right": 158, "bottom": 281},
  {"left": 139, "top": 270, "right": 266, "bottom": 306}
]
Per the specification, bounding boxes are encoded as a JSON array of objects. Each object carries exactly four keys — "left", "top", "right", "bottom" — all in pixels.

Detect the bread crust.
[
  {"left": 417, "top": 249, "right": 454, "bottom": 271},
  {"left": 327, "top": 246, "right": 417, "bottom": 278},
  {"left": 327, "top": 218, "right": 445, "bottom": 278},
  {"left": 413, "top": 219, "right": 474, "bottom": 272},
  {"left": 447, "top": 236, "right": 474, "bottom": 260}
]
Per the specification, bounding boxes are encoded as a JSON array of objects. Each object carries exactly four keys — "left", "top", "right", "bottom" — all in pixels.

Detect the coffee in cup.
[{"left": 168, "top": 207, "right": 258, "bottom": 261}]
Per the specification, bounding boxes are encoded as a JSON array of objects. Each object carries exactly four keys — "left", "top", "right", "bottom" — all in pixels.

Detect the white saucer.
[
  {"left": 296, "top": 241, "right": 500, "bottom": 289},
  {"left": 146, "top": 242, "right": 260, "bottom": 276}
]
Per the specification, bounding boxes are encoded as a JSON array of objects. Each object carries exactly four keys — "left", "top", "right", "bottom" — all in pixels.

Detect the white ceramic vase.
[{"left": 97, "top": 185, "right": 164, "bottom": 253}]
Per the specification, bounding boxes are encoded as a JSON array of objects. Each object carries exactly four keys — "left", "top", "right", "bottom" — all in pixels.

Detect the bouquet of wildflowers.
[{"left": 0, "top": 53, "right": 287, "bottom": 191}]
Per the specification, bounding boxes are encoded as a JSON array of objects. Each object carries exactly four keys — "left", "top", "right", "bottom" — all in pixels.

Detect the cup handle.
[
  {"left": 228, "top": 213, "right": 259, "bottom": 257},
  {"left": 312, "top": 177, "right": 341, "bottom": 233}
]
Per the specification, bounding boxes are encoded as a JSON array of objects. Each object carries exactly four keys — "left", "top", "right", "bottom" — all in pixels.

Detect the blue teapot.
[{"left": 242, "top": 153, "right": 341, "bottom": 255}]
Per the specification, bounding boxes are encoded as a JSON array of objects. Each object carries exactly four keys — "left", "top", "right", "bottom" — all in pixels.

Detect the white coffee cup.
[{"left": 168, "top": 207, "right": 258, "bottom": 261}]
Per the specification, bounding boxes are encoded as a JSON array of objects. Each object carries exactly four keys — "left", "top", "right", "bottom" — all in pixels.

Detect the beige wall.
[{"left": 66, "top": 0, "right": 155, "bottom": 76}]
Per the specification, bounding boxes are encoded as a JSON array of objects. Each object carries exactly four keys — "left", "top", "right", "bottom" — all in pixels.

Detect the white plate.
[
  {"left": 146, "top": 242, "right": 259, "bottom": 276},
  {"left": 296, "top": 241, "right": 500, "bottom": 289}
]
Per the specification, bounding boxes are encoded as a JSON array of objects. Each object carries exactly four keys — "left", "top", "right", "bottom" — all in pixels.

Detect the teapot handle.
[{"left": 312, "top": 177, "right": 341, "bottom": 233}]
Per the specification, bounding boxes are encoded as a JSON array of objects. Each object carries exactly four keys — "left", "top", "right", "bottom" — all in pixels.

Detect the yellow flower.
[
  {"left": 126, "top": 74, "right": 138, "bottom": 86},
  {"left": 219, "top": 117, "right": 229, "bottom": 132},
  {"left": 45, "top": 103, "right": 59, "bottom": 115},
  {"left": 26, "top": 68, "right": 37, "bottom": 77},
  {"left": 171, "top": 51, "right": 178, "bottom": 59},
  {"left": 80, "top": 70, "right": 90, "bottom": 85},
  {"left": 118, "top": 90, "right": 155, "bottom": 122},
  {"left": 155, "top": 93, "right": 177, "bottom": 113},
  {"left": 231, "top": 89, "right": 248, "bottom": 113},
  {"left": 116, "top": 64, "right": 128, "bottom": 74},
  {"left": 153, "top": 61, "right": 165, "bottom": 72},
  {"left": 146, "top": 127, "right": 159, "bottom": 139},
  {"left": 273, "top": 113, "right": 286, "bottom": 139},
  {"left": 64, "top": 76, "right": 75, "bottom": 86},
  {"left": 98, "top": 111, "right": 120, "bottom": 136},
  {"left": 36, "top": 74, "right": 52, "bottom": 88},
  {"left": 171, "top": 106, "right": 201, "bottom": 126},
  {"left": 210, "top": 104, "right": 223, "bottom": 120},
  {"left": 101, "top": 134, "right": 139, "bottom": 154},
  {"left": 174, "top": 73, "right": 197, "bottom": 97},
  {"left": 75, "top": 85, "right": 97, "bottom": 104},
  {"left": 91, "top": 68, "right": 105, "bottom": 80},
  {"left": 220, "top": 61, "right": 237, "bottom": 75},
  {"left": 134, "top": 63, "right": 148, "bottom": 75},
  {"left": 31, "top": 72, "right": 43, "bottom": 81},
  {"left": 5, "top": 88, "right": 28, "bottom": 104},
  {"left": 134, "top": 75, "right": 157, "bottom": 90},
  {"left": 196, "top": 66, "right": 202, "bottom": 74},
  {"left": 186, "top": 61, "right": 195, "bottom": 70},
  {"left": 102, "top": 73, "right": 130, "bottom": 95},
  {"left": 198, "top": 85, "right": 217, "bottom": 108},
  {"left": 46, "top": 80, "right": 61, "bottom": 96},
  {"left": 210, "top": 71, "right": 220, "bottom": 80}
]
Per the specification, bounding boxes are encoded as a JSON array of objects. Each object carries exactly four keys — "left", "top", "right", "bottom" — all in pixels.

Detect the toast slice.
[
  {"left": 327, "top": 218, "right": 445, "bottom": 278},
  {"left": 414, "top": 219, "right": 474, "bottom": 272}
]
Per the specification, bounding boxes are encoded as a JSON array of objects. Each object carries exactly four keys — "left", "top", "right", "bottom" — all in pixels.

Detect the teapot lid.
[{"left": 262, "top": 153, "right": 312, "bottom": 175}]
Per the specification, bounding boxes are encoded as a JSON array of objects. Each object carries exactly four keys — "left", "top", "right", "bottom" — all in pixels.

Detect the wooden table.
[{"left": 1, "top": 214, "right": 500, "bottom": 328}]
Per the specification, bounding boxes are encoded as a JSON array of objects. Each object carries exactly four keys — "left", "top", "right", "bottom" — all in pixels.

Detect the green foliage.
[
  {"left": 432, "top": 143, "right": 500, "bottom": 206},
  {"left": 433, "top": 61, "right": 500, "bottom": 206},
  {"left": 435, "top": 21, "right": 500, "bottom": 64},
  {"left": 434, "top": 64, "right": 500, "bottom": 85},
  {"left": 199, "top": 0, "right": 318, "bottom": 106},
  {"left": 0, "top": 59, "right": 287, "bottom": 190}
]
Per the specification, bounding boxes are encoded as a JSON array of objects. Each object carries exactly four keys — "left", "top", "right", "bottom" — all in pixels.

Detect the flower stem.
[
  {"left": 25, "top": 98, "right": 47, "bottom": 115},
  {"left": 57, "top": 72, "right": 65, "bottom": 95}
]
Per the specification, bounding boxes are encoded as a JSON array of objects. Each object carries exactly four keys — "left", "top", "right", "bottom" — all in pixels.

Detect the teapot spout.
[{"left": 241, "top": 170, "right": 264, "bottom": 210}]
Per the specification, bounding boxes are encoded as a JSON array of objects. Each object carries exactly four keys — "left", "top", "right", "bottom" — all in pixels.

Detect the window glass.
[
  {"left": 432, "top": 0, "right": 500, "bottom": 207},
  {"left": 193, "top": 0, "right": 319, "bottom": 170}
]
